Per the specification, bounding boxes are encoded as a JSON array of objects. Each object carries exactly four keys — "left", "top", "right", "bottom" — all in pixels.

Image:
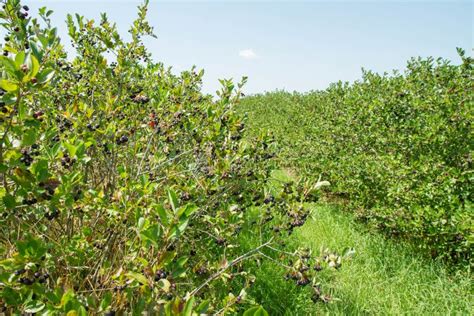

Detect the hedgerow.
[
  {"left": 240, "top": 51, "right": 473, "bottom": 266},
  {"left": 0, "top": 1, "right": 338, "bottom": 314}
]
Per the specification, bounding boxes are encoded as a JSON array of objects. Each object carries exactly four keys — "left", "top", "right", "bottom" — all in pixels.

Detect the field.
[{"left": 0, "top": 1, "right": 472, "bottom": 314}]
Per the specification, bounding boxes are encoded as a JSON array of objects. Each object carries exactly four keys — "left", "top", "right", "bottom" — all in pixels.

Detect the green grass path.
[{"left": 248, "top": 203, "right": 472, "bottom": 315}]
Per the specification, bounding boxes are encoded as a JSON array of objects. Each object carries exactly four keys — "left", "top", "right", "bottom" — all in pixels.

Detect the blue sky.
[{"left": 24, "top": 1, "right": 474, "bottom": 94}]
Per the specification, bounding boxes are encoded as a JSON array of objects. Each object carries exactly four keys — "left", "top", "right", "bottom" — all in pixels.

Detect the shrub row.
[
  {"left": 240, "top": 52, "right": 473, "bottom": 265},
  {"left": 0, "top": 1, "right": 332, "bottom": 313}
]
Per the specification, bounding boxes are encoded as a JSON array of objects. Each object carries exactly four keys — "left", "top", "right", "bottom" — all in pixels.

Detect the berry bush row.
[
  {"left": 0, "top": 1, "right": 335, "bottom": 314},
  {"left": 240, "top": 50, "right": 473, "bottom": 266}
]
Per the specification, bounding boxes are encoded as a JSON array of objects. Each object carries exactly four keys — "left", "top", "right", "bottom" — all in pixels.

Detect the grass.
[{"left": 246, "top": 202, "right": 473, "bottom": 315}]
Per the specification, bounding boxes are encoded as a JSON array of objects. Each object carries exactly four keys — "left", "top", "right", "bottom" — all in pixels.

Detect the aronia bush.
[
  {"left": 240, "top": 50, "right": 473, "bottom": 266},
  {"left": 0, "top": 1, "right": 336, "bottom": 314}
]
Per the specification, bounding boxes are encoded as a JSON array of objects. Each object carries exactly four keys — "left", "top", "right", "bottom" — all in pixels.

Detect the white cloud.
[{"left": 239, "top": 49, "right": 258, "bottom": 59}]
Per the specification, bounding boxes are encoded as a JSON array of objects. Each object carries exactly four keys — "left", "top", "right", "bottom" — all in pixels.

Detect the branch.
[{"left": 188, "top": 238, "right": 274, "bottom": 297}]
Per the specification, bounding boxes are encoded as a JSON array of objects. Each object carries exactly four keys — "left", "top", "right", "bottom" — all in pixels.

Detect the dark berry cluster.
[
  {"left": 23, "top": 196, "right": 37, "bottom": 205},
  {"left": 99, "top": 142, "right": 111, "bottom": 155},
  {"left": 17, "top": 5, "right": 28, "bottom": 19},
  {"left": 20, "top": 147, "right": 38, "bottom": 166},
  {"left": 39, "top": 181, "right": 56, "bottom": 200},
  {"left": 61, "top": 153, "right": 76, "bottom": 169},
  {"left": 45, "top": 208, "right": 59, "bottom": 220},
  {"left": 154, "top": 269, "right": 167, "bottom": 281},
  {"left": 56, "top": 117, "right": 73, "bottom": 133},
  {"left": 86, "top": 123, "right": 99, "bottom": 131},
  {"left": 33, "top": 110, "right": 44, "bottom": 120},
  {"left": 116, "top": 135, "right": 129, "bottom": 145},
  {"left": 263, "top": 194, "right": 275, "bottom": 204},
  {"left": 287, "top": 206, "right": 309, "bottom": 233},
  {"left": 0, "top": 89, "right": 6, "bottom": 113},
  {"left": 17, "top": 270, "right": 48, "bottom": 286}
]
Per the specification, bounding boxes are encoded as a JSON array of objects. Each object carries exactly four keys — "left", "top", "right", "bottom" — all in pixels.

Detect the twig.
[
  {"left": 189, "top": 238, "right": 274, "bottom": 297},
  {"left": 138, "top": 149, "right": 194, "bottom": 176},
  {"left": 257, "top": 251, "right": 293, "bottom": 269},
  {"left": 264, "top": 244, "right": 296, "bottom": 256},
  {"left": 136, "top": 132, "right": 154, "bottom": 176}
]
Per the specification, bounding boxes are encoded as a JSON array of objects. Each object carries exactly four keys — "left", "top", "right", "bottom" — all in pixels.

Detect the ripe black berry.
[
  {"left": 296, "top": 278, "right": 310, "bottom": 286},
  {"left": 19, "top": 277, "right": 34, "bottom": 285},
  {"left": 33, "top": 111, "right": 43, "bottom": 119},
  {"left": 14, "top": 269, "right": 26, "bottom": 275},
  {"left": 263, "top": 195, "right": 274, "bottom": 204},
  {"left": 45, "top": 209, "right": 59, "bottom": 220},
  {"left": 23, "top": 5, "right": 30, "bottom": 11},
  {"left": 116, "top": 135, "right": 129, "bottom": 145},
  {"left": 154, "top": 269, "right": 167, "bottom": 281}
]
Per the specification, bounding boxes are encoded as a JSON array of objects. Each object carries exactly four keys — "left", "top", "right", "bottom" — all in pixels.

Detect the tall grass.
[{"left": 243, "top": 203, "right": 472, "bottom": 315}]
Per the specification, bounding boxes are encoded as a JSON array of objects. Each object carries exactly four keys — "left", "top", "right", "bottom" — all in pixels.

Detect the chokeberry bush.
[
  {"left": 241, "top": 50, "right": 473, "bottom": 266},
  {"left": 0, "top": 1, "right": 337, "bottom": 314}
]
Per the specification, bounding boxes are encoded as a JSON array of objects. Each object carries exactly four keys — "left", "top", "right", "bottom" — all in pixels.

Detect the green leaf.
[
  {"left": 99, "top": 292, "right": 112, "bottom": 312},
  {"left": 29, "top": 54, "right": 40, "bottom": 78},
  {"left": 2, "top": 194, "right": 16, "bottom": 209},
  {"left": 126, "top": 271, "right": 149, "bottom": 286},
  {"left": 0, "top": 56, "right": 17, "bottom": 75},
  {"left": 63, "top": 142, "right": 77, "bottom": 157},
  {"left": 77, "top": 306, "right": 88, "bottom": 316},
  {"left": 22, "top": 129, "right": 38, "bottom": 146},
  {"left": 60, "top": 290, "right": 76, "bottom": 308},
  {"left": 182, "top": 296, "right": 195, "bottom": 316},
  {"left": 36, "top": 68, "right": 55, "bottom": 84},
  {"left": 1, "top": 92, "right": 17, "bottom": 105},
  {"left": 24, "top": 301, "right": 45, "bottom": 313},
  {"left": 0, "top": 79, "right": 18, "bottom": 92},
  {"left": 168, "top": 189, "right": 178, "bottom": 213},
  {"left": 243, "top": 306, "right": 269, "bottom": 316},
  {"left": 31, "top": 159, "right": 49, "bottom": 181},
  {"left": 29, "top": 42, "right": 43, "bottom": 62},
  {"left": 160, "top": 251, "right": 176, "bottom": 266},
  {"left": 155, "top": 204, "right": 169, "bottom": 226},
  {"left": 15, "top": 51, "right": 26, "bottom": 68},
  {"left": 195, "top": 300, "right": 210, "bottom": 313},
  {"left": 177, "top": 204, "right": 198, "bottom": 218},
  {"left": 140, "top": 224, "right": 161, "bottom": 246}
]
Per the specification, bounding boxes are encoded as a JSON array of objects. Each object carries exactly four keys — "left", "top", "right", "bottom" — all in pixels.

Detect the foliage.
[
  {"left": 240, "top": 52, "right": 473, "bottom": 266},
  {"left": 0, "top": 1, "right": 333, "bottom": 314},
  {"left": 246, "top": 202, "right": 473, "bottom": 315}
]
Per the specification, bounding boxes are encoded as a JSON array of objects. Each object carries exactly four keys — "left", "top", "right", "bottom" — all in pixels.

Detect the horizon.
[{"left": 17, "top": 1, "right": 474, "bottom": 94}]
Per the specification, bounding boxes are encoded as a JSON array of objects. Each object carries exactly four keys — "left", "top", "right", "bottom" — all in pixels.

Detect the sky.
[{"left": 19, "top": 1, "right": 474, "bottom": 94}]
